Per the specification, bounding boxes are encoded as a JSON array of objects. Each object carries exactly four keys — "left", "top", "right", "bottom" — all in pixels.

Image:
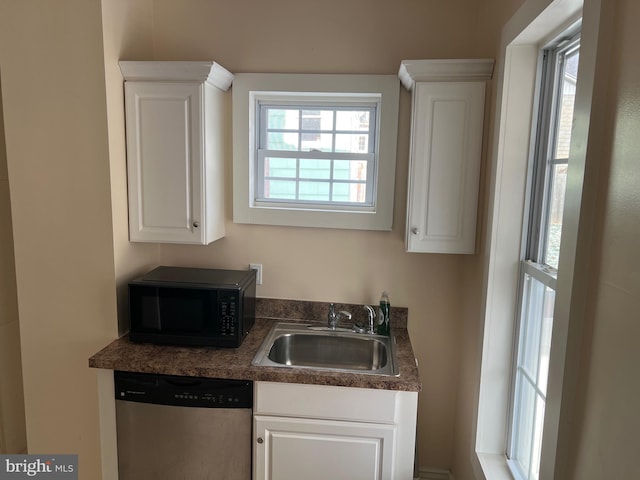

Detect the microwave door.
[
  {"left": 158, "top": 289, "right": 207, "bottom": 333},
  {"left": 133, "top": 287, "right": 213, "bottom": 334}
]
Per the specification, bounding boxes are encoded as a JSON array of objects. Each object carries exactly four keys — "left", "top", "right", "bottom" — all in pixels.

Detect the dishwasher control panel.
[{"left": 114, "top": 371, "right": 253, "bottom": 409}]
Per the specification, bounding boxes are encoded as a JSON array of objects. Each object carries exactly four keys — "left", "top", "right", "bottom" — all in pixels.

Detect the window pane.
[
  {"left": 336, "top": 110, "right": 370, "bottom": 131},
  {"left": 332, "top": 183, "right": 350, "bottom": 202},
  {"left": 513, "top": 377, "right": 535, "bottom": 476},
  {"left": 300, "top": 159, "right": 331, "bottom": 179},
  {"left": 332, "top": 183, "right": 367, "bottom": 203},
  {"left": 265, "top": 158, "right": 296, "bottom": 178},
  {"left": 519, "top": 273, "right": 556, "bottom": 390},
  {"left": 553, "top": 50, "right": 579, "bottom": 161},
  {"left": 544, "top": 164, "right": 567, "bottom": 268},
  {"left": 299, "top": 181, "right": 329, "bottom": 201},
  {"left": 521, "top": 274, "right": 544, "bottom": 381},
  {"left": 266, "top": 108, "right": 298, "bottom": 129},
  {"left": 301, "top": 110, "right": 321, "bottom": 129},
  {"left": 301, "top": 109, "right": 333, "bottom": 131},
  {"left": 530, "top": 393, "right": 546, "bottom": 480},
  {"left": 267, "top": 132, "right": 298, "bottom": 150},
  {"left": 333, "top": 160, "right": 367, "bottom": 181},
  {"left": 265, "top": 180, "right": 296, "bottom": 199},
  {"left": 543, "top": 48, "right": 579, "bottom": 268},
  {"left": 301, "top": 133, "right": 333, "bottom": 152},
  {"left": 335, "top": 133, "right": 369, "bottom": 153},
  {"left": 537, "top": 286, "right": 555, "bottom": 395}
]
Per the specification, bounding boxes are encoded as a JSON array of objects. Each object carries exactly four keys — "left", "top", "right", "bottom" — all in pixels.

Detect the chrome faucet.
[
  {"left": 363, "top": 305, "right": 376, "bottom": 334},
  {"left": 327, "top": 303, "right": 352, "bottom": 330}
]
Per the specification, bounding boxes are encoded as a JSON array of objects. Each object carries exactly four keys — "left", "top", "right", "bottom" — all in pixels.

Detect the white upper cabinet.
[
  {"left": 120, "top": 61, "right": 233, "bottom": 244},
  {"left": 399, "top": 59, "right": 493, "bottom": 254}
]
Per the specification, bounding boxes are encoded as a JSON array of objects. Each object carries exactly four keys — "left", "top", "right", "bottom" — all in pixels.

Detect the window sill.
[
  {"left": 475, "top": 453, "right": 514, "bottom": 480},
  {"left": 234, "top": 204, "right": 390, "bottom": 231}
]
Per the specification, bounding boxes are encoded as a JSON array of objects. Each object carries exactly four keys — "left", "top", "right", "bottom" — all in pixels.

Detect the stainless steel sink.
[{"left": 252, "top": 322, "right": 399, "bottom": 376}]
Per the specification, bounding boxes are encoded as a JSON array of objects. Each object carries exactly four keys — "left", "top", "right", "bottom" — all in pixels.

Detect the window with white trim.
[
  {"left": 256, "top": 98, "right": 378, "bottom": 210},
  {"left": 232, "top": 74, "right": 399, "bottom": 230},
  {"left": 507, "top": 33, "right": 580, "bottom": 480}
]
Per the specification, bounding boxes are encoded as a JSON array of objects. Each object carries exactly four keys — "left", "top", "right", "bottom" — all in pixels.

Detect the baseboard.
[{"left": 417, "top": 466, "right": 454, "bottom": 480}]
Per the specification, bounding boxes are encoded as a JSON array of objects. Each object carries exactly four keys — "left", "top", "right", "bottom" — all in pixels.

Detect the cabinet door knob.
[
  {"left": 193, "top": 221, "right": 200, "bottom": 228},
  {"left": 411, "top": 227, "right": 419, "bottom": 235},
  {"left": 257, "top": 437, "right": 264, "bottom": 444}
]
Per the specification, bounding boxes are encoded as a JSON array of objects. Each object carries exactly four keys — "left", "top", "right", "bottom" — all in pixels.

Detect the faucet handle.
[
  {"left": 327, "top": 303, "right": 337, "bottom": 329},
  {"left": 327, "top": 303, "right": 352, "bottom": 330}
]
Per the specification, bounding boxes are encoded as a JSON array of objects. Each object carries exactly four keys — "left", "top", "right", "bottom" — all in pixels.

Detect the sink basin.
[{"left": 252, "top": 323, "right": 398, "bottom": 376}]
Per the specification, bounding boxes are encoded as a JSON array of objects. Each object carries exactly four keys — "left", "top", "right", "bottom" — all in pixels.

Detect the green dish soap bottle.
[{"left": 377, "top": 291, "right": 391, "bottom": 336}]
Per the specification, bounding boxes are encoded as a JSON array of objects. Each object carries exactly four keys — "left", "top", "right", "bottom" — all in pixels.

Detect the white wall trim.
[{"left": 96, "top": 369, "right": 118, "bottom": 480}]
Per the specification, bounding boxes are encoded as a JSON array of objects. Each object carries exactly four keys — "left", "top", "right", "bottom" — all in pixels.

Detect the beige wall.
[
  {"left": 0, "top": 74, "right": 27, "bottom": 454},
  {"left": 0, "top": 0, "right": 117, "bottom": 477},
  {"left": 566, "top": 0, "right": 640, "bottom": 477},
  {"left": 101, "top": 0, "right": 159, "bottom": 335},
  {"left": 451, "top": 0, "right": 527, "bottom": 478},
  {"left": 147, "top": 0, "right": 488, "bottom": 469}
]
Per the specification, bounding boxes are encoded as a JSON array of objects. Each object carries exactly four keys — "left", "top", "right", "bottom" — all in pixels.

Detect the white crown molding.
[
  {"left": 398, "top": 59, "right": 494, "bottom": 90},
  {"left": 119, "top": 61, "right": 234, "bottom": 91}
]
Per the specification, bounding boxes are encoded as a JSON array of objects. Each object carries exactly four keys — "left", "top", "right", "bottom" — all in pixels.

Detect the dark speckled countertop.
[{"left": 89, "top": 298, "right": 421, "bottom": 392}]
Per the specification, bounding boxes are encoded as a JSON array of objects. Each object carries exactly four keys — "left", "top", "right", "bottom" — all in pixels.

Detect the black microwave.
[{"left": 128, "top": 266, "right": 256, "bottom": 348}]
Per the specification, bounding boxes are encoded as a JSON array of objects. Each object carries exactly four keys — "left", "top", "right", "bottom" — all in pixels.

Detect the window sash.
[
  {"left": 256, "top": 151, "right": 375, "bottom": 208},
  {"left": 509, "top": 267, "right": 555, "bottom": 480},
  {"left": 527, "top": 35, "right": 580, "bottom": 266}
]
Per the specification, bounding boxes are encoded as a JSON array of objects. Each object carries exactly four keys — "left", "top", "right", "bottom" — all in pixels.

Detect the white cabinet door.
[
  {"left": 254, "top": 415, "right": 395, "bottom": 480},
  {"left": 121, "top": 61, "right": 232, "bottom": 245},
  {"left": 125, "top": 82, "right": 206, "bottom": 244},
  {"left": 406, "top": 81, "right": 486, "bottom": 253}
]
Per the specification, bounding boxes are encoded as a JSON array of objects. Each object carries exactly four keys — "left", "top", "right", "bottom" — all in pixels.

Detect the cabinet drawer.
[{"left": 255, "top": 381, "right": 398, "bottom": 423}]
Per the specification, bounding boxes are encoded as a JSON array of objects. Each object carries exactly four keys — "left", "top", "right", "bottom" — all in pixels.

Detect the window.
[
  {"left": 507, "top": 34, "right": 580, "bottom": 480},
  {"left": 232, "top": 74, "right": 399, "bottom": 230},
  {"left": 256, "top": 100, "right": 377, "bottom": 208}
]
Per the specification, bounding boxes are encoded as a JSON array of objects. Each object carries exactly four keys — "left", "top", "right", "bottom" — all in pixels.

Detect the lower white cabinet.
[
  {"left": 254, "top": 415, "right": 395, "bottom": 480},
  {"left": 253, "top": 382, "right": 418, "bottom": 480}
]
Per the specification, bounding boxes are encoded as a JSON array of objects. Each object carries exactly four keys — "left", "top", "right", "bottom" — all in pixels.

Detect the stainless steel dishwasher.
[{"left": 115, "top": 371, "right": 252, "bottom": 480}]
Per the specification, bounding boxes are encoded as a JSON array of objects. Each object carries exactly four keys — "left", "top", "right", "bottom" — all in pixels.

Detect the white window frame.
[
  {"left": 473, "top": 0, "right": 603, "bottom": 479},
  {"left": 507, "top": 34, "right": 579, "bottom": 480},
  {"left": 233, "top": 73, "right": 399, "bottom": 230},
  {"left": 255, "top": 96, "right": 378, "bottom": 210}
]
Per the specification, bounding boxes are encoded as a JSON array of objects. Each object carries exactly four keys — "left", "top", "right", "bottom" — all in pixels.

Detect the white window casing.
[
  {"left": 473, "top": 0, "right": 606, "bottom": 479},
  {"left": 233, "top": 74, "right": 399, "bottom": 230}
]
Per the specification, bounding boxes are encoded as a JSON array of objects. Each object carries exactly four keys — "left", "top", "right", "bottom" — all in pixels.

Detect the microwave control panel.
[{"left": 219, "top": 292, "right": 239, "bottom": 336}]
